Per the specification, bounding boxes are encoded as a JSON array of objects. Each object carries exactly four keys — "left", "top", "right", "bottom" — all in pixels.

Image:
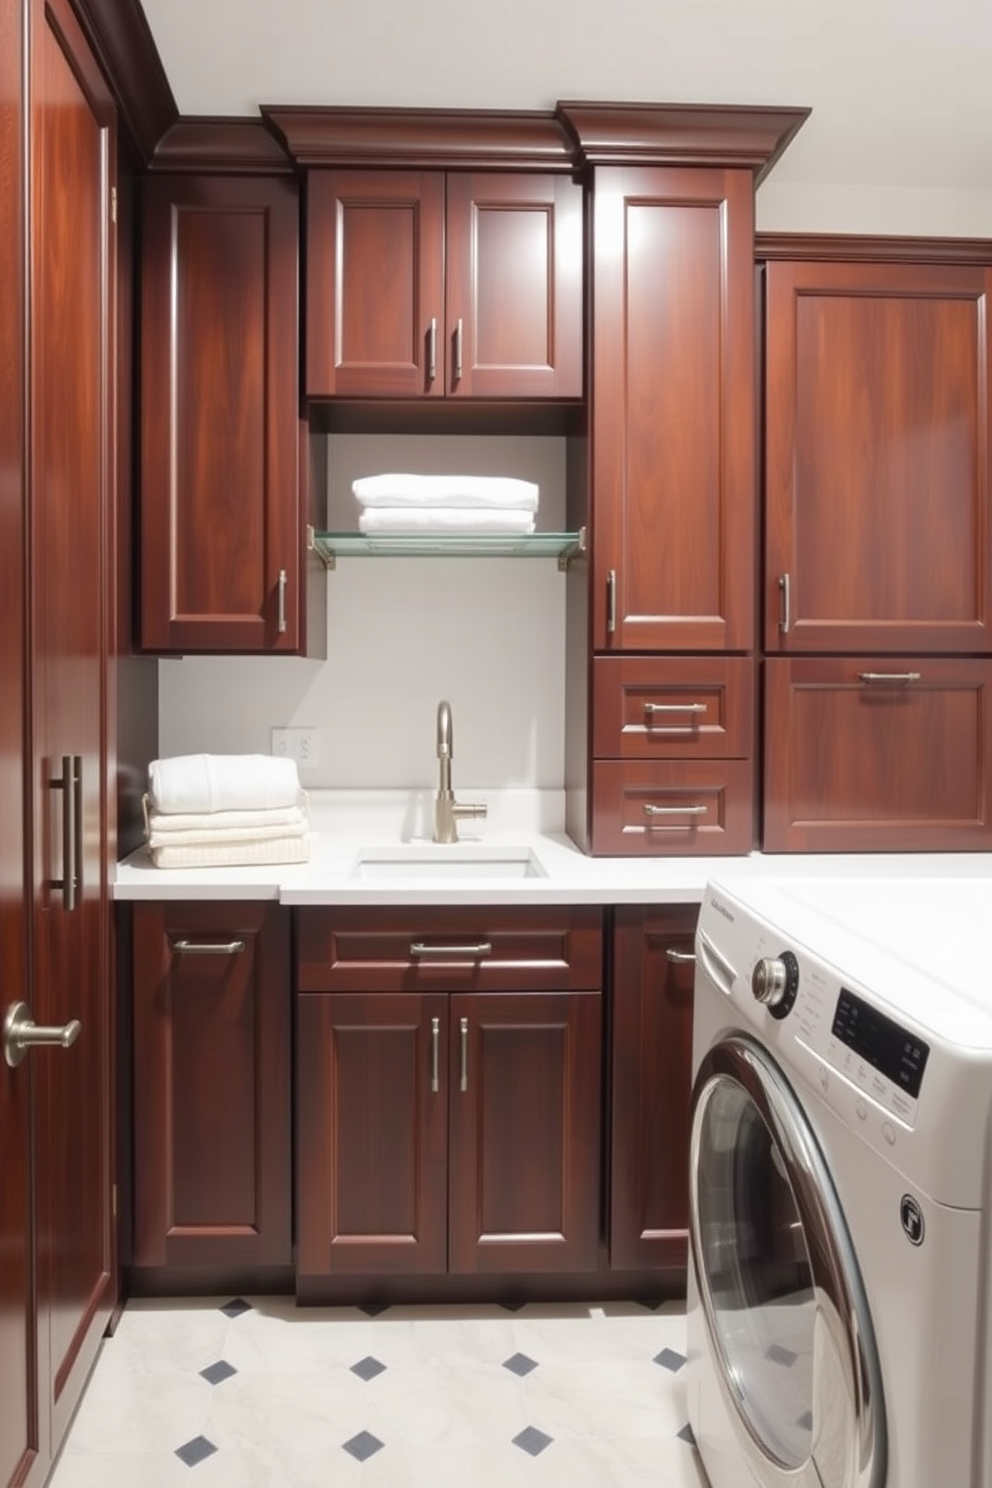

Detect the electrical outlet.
[{"left": 271, "top": 727, "right": 320, "bottom": 770}]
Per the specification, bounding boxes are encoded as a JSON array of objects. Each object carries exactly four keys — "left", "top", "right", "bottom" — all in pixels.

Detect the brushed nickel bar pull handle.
[
  {"left": 427, "top": 317, "right": 437, "bottom": 382},
  {"left": 430, "top": 1016, "right": 440, "bottom": 1093},
  {"left": 459, "top": 1016, "right": 469, "bottom": 1092},
  {"left": 3, "top": 1002, "right": 81, "bottom": 1069},
  {"left": 277, "top": 569, "right": 288, "bottom": 633},
  {"left": 453, "top": 317, "right": 463, "bottom": 383},
  {"left": 72, "top": 755, "right": 83, "bottom": 902},
  {"left": 51, "top": 754, "right": 78, "bottom": 911},
  {"left": 858, "top": 671, "right": 922, "bottom": 685},
  {"left": 644, "top": 703, "right": 707, "bottom": 715},
  {"left": 778, "top": 573, "right": 791, "bottom": 633},
  {"left": 409, "top": 941, "right": 493, "bottom": 959},
  {"left": 607, "top": 570, "right": 617, "bottom": 635},
  {"left": 171, "top": 939, "right": 246, "bottom": 955},
  {"left": 666, "top": 949, "right": 697, "bottom": 964},
  {"left": 643, "top": 803, "right": 708, "bottom": 817}
]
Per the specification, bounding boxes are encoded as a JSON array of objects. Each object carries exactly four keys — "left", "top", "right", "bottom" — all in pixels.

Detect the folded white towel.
[
  {"left": 147, "top": 818, "right": 309, "bottom": 851},
  {"left": 358, "top": 507, "right": 536, "bottom": 535},
  {"left": 143, "top": 794, "right": 308, "bottom": 837},
  {"left": 149, "top": 754, "right": 301, "bottom": 815},
  {"left": 149, "top": 834, "right": 312, "bottom": 869},
  {"left": 352, "top": 474, "right": 539, "bottom": 511}
]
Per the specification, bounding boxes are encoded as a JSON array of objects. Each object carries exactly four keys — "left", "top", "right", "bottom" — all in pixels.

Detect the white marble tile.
[
  {"left": 61, "top": 1365, "right": 211, "bottom": 1455},
  {"left": 521, "top": 1359, "right": 689, "bottom": 1439},
  {"left": 204, "top": 1367, "right": 369, "bottom": 1452},
  {"left": 47, "top": 1451, "right": 190, "bottom": 1488},
  {"left": 106, "top": 1296, "right": 233, "bottom": 1373},
  {"left": 518, "top": 1434, "right": 710, "bottom": 1488},
  {"left": 364, "top": 1362, "right": 527, "bottom": 1448},
  {"left": 361, "top": 1437, "right": 529, "bottom": 1488}
]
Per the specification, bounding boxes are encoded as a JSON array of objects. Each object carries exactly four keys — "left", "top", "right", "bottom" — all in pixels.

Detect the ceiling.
[{"left": 137, "top": 0, "right": 992, "bottom": 235}]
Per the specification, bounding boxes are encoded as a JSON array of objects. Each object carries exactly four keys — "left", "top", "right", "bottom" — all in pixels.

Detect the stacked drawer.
[{"left": 590, "top": 656, "right": 754, "bottom": 855}]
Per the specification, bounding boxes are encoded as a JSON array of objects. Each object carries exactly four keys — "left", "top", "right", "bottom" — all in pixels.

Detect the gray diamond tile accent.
[
  {"left": 199, "top": 1359, "right": 237, "bottom": 1386},
  {"left": 175, "top": 1435, "right": 218, "bottom": 1467},
  {"left": 499, "top": 1299, "right": 526, "bottom": 1312},
  {"left": 358, "top": 1302, "right": 391, "bottom": 1318},
  {"left": 351, "top": 1355, "right": 387, "bottom": 1382},
  {"left": 513, "top": 1426, "right": 553, "bottom": 1456},
  {"left": 766, "top": 1342, "right": 798, "bottom": 1367},
  {"left": 654, "top": 1347, "right": 686, "bottom": 1372},
  {"left": 678, "top": 1423, "right": 696, "bottom": 1446},
  {"left": 635, "top": 1298, "right": 663, "bottom": 1312},
  {"left": 342, "top": 1431, "right": 385, "bottom": 1462},
  {"left": 503, "top": 1352, "right": 538, "bottom": 1377},
  {"left": 219, "top": 1297, "right": 252, "bottom": 1319}
]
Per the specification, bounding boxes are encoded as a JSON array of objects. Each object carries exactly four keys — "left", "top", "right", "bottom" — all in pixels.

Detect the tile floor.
[{"left": 49, "top": 1295, "right": 710, "bottom": 1487}]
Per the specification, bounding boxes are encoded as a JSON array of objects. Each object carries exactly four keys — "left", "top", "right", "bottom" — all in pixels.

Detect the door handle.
[
  {"left": 459, "top": 1016, "right": 469, "bottom": 1092},
  {"left": 453, "top": 318, "right": 463, "bottom": 383},
  {"left": 277, "top": 569, "right": 288, "bottom": 634},
  {"left": 430, "top": 1015, "right": 440, "bottom": 1093},
  {"left": 427, "top": 317, "right": 437, "bottom": 382},
  {"left": 51, "top": 754, "right": 82, "bottom": 911},
  {"left": 3, "top": 1001, "right": 82, "bottom": 1068}
]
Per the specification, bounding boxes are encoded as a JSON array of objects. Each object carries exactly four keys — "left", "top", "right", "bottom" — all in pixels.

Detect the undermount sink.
[{"left": 350, "top": 845, "right": 547, "bottom": 880}]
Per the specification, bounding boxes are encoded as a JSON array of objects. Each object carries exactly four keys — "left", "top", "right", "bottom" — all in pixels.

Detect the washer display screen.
[{"left": 832, "top": 989, "right": 930, "bottom": 1098}]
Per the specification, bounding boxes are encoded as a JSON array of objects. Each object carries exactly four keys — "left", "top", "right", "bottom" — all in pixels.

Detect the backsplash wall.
[{"left": 158, "top": 434, "right": 569, "bottom": 789}]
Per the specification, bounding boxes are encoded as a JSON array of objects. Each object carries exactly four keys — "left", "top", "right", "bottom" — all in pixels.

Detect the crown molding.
[
  {"left": 70, "top": 0, "right": 176, "bottom": 166},
  {"left": 756, "top": 232, "right": 992, "bottom": 264},
  {"left": 556, "top": 101, "right": 810, "bottom": 181}
]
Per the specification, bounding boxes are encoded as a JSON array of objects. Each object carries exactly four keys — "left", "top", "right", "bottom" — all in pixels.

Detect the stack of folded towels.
[
  {"left": 144, "top": 754, "right": 310, "bottom": 868},
  {"left": 352, "top": 473, "right": 539, "bottom": 534}
]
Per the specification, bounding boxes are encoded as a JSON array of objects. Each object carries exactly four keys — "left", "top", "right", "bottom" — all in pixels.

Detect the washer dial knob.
[{"left": 751, "top": 951, "right": 800, "bottom": 1019}]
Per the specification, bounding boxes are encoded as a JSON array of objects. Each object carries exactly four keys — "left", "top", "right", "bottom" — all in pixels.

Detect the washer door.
[{"left": 689, "top": 1034, "right": 885, "bottom": 1488}]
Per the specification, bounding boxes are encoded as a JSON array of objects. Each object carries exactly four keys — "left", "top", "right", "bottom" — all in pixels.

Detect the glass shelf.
[{"left": 309, "top": 527, "right": 586, "bottom": 571}]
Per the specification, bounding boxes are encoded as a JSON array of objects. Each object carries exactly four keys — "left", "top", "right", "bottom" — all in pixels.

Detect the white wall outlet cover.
[{"left": 271, "top": 726, "right": 321, "bottom": 769}]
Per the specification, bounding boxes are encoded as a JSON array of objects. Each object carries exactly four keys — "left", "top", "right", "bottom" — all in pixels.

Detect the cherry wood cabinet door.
[
  {"left": 140, "top": 174, "right": 302, "bottom": 652},
  {"left": 610, "top": 906, "right": 696, "bottom": 1273},
  {"left": 306, "top": 170, "right": 446, "bottom": 398},
  {"left": 765, "top": 259, "right": 992, "bottom": 654},
  {"left": 447, "top": 992, "right": 601, "bottom": 1274},
  {"left": 764, "top": 657, "right": 992, "bottom": 851},
  {"left": 296, "top": 992, "right": 450, "bottom": 1280},
  {"left": 591, "top": 167, "right": 756, "bottom": 653},
  {"left": 131, "top": 903, "right": 292, "bottom": 1270},
  {"left": 445, "top": 173, "right": 583, "bottom": 399},
  {"left": 29, "top": 0, "right": 116, "bottom": 1455},
  {"left": 0, "top": 1, "right": 35, "bottom": 1479}
]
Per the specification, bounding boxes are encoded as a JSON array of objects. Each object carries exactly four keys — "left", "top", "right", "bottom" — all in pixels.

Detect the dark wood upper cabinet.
[
  {"left": 610, "top": 905, "right": 696, "bottom": 1274},
  {"left": 765, "top": 259, "right": 992, "bottom": 654},
  {"left": 130, "top": 902, "right": 292, "bottom": 1271},
  {"left": 305, "top": 169, "right": 583, "bottom": 400},
  {"left": 591, "top": 166, "right": 756, "bottom": 653},
  {"left": 140, "top": 174, "right": 306, "bottom": 653}
]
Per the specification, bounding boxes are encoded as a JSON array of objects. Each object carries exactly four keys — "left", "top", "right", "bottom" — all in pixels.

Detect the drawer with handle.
[
  {"left": 592, "top": 656, "right": 753, "bottom": 760},
  {"left": 591, "top": 760, "right": 754, "bottom": 856},
  {"left": 296, "top": 905, "right": 603, "bottom": 992}
]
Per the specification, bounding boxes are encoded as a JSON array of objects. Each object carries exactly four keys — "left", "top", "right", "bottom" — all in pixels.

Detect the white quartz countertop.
[{"left": 113, "top": 788, "right": 992, "bottom": 905}]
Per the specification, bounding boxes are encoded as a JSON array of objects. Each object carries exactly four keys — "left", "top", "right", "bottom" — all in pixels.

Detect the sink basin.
[{"left": 351, "top": 845, "right": 546, "bottom": 880}]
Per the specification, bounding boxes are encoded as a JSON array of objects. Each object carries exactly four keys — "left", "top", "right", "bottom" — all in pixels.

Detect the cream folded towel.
[
  {"left": 143, "top": 794, "right": 308, "bottom": 837},
  {"left": 149, "top": 754, "right": 301, "bottom": 815},
  {"left": 358, "top": 507, "right": 535, "bottom": 535},
  {"left": 352, "top": 474, "right": 539, "bottom": 511},
  {"left": 149, "top": 834, "right": 311, "bottom": 869}
]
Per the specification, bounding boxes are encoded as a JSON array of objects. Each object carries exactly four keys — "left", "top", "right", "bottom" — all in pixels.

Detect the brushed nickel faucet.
[{"left": 433, "top": 699, "right": 488, "bottom": 844}]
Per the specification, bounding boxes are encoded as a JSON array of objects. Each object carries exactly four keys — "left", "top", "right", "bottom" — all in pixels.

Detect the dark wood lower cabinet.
[
  {"left": 610, "top": 905, "right": 697, "bottom": 1273},
  {"left": 130, "top": 902, "right": 292, "bottom": 1272}
]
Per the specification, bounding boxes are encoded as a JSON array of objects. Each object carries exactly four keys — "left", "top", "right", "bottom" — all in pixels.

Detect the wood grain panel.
[
  {"left": 593, "top": 656, "right": 753, "bottom": 759},
  {"left": 296, "top": 906, "right": 603, "bottom": 993},
  {"left": 765, "top": 259, "right": 992, "bottom": 653},
  {"left": 446, "top": 173, "right": 583, "bottom": 398},
  {"left": 296, "top": 993, "right": 449, "bottom": 1278},
  {"left": 591, "top": 760, "right": 755, "bottom": 855},
  {"left": 447, "top": 992, "right": 601, "bottom": 1273},
  {"left": 131, "top": 903, "right": 292, "bottom": 1270},
  {"left": 592, "top": 167, "right": 755, "bottom": 651},
  {"left": 763, "top": 658, "right": 992, "bottom": 851},
  {"left": 610, "top": 906, "right": 696, "bottom": 1271}
]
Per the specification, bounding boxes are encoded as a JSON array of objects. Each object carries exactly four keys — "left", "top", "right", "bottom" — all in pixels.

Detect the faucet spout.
[{"left": 433, "top": 699, "right": 487, "bottom": 844}]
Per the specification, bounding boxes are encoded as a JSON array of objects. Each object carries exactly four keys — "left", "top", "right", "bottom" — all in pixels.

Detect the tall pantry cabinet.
[{"left": 1, "top": 0, "right": 119, "bottom": 1483}]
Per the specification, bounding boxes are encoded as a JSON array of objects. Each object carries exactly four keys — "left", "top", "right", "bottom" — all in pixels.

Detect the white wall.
[{"left": 159, "top": 435, "right": 568, "bottom": 790}]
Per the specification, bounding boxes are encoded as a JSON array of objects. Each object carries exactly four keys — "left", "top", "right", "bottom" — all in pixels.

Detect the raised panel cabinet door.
[
  {"left": 765, "top": 259, "right": 992, "bottom": 654},
  {"left": 592, "top": 167, "right": 756, "bottom": 652},
  {"left": 131, "top": 903, "right": 292, "bottom": 1269},
  {"left": 610, "top": 906, "right": 696, "bottom": 1272},
  {"left": 447, "top": 992, "right": 601, "bottom": 1274},
  {"left": 763, "top": 657, "right": 992, "bottom": 851},
  {"left": 445, "top": 172, "right": 583, "bottom": 399},
  {"left": 296, "top": 992, "right": 449, "bottom": 1280},
  {"left": 306, "top": 169, "right": 446, "bottom": 397},
  {"left": 29, "top": 0, "right": 116, "bottom": 1455},
  {"left": 140, "top": 174, "right": 301, "bottom": 652}
]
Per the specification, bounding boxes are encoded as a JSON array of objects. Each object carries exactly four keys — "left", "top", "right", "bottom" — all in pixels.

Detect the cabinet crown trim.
[
  {"left": 757, "top": 231, "right": 992, "bottom": 264},
  {"left": 260, "top": 106, "right": 575, "bottom": 171},
  {"left": 150, "top": 118, "right": 294, "bottom": 174},
  {"left": 556, "top": 101, "right": 810, "bottom": 180}
]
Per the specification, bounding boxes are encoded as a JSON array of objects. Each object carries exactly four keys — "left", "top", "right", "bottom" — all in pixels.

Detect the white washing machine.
[{"left": 686, "top": 875, "right": 992, "bottom": 1488}]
